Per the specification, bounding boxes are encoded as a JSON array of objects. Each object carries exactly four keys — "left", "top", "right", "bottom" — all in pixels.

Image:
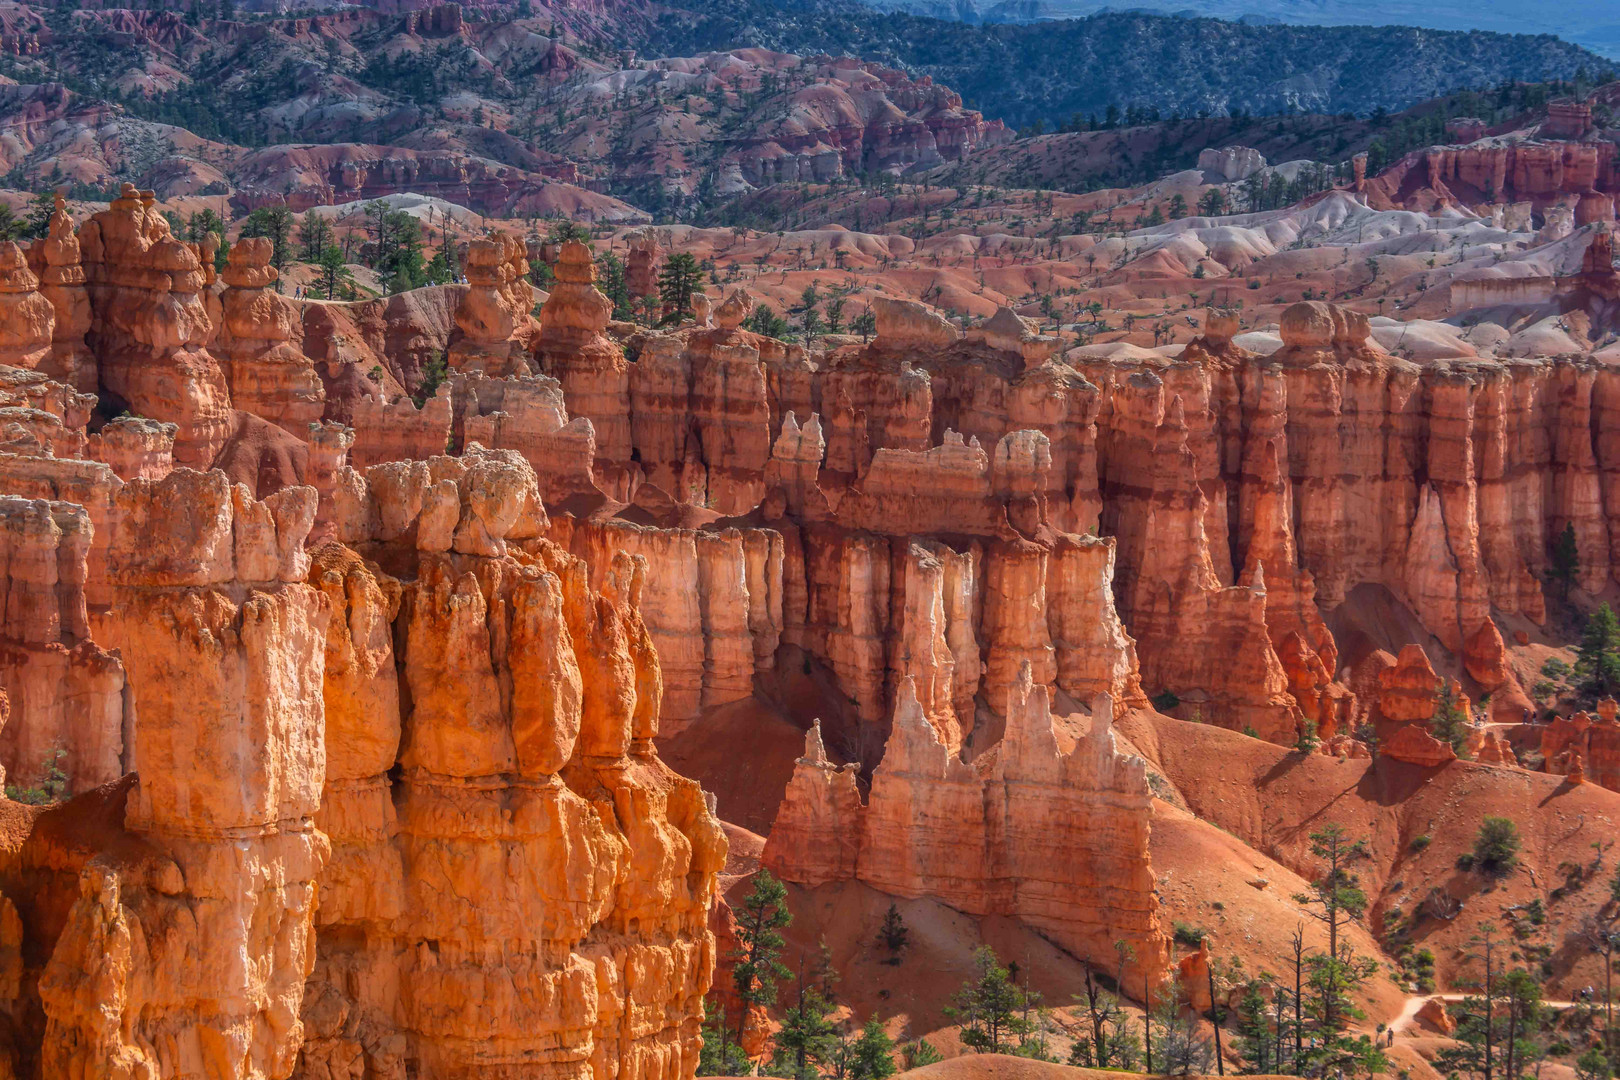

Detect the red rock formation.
[
  {"left": 1366, "top": 141, "right": 1618, "bottom": 213},
  {"left": 0, "top": 241, "right": 54, "bottom": 372},
  {"left": 447, "top": 232, "right": 537, "bottom": 377},
  {"left": 547, "top": 516, "right": 783, "bottom": 729},
  {"left": 0, "top": 366, "right": 94, "bottom": 459},
  {"left": 303, "top": 451, "right": 724, "bottom": 1073},
  {"left": 350, "top": 385, "right": 452, "bottom": 468},
  {"left": 454, "top": 372, "right": 598, "bottom": 501},
  {"left": 86, "top": 415, "right": 176, "bottom": 481},
  {"left": 229, "top": 143, "right": 644, "bottom": 221},
  {"left": 766, "top": 670, "right": 1170, "bottom": 991},
  {"left": 537, "top": 240, "right": 631, "bottom": 490},
  {"left": 39, "top": 468, "right": 324, "bottom": 1077},
  {"left": 1541, "top": 710, "right": 1620, "bottom": 791},
  {"left": 0, "top": 494, "right": 127, "bottom": 797},
  {"left": 215, "top": 236, "right": 326, "bottom": 436},
  {"left": 721, "top": 59, "right": 1011, "bottom": 187},
  {"left": 1415, "top": 996, "right": 1457, "bottom": 1034},
  {"left": 760, "top": 722, "right": 862, "bottom": 886},
  {"left": 28, "top": 194, "right": 95, "bottom": 393},
  {"left": 1378, "top": 645, "right": 1441, "bottom": 724},
  {"left": 79, "top": 184, "right": 232, "bottom": 468},
  {"left": 626, "top": 227, "right": 662, "bottom": 301}
]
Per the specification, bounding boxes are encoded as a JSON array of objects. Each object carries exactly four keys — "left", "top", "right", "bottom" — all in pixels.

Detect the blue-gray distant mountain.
[
  {"left": 641, "top": 1, "right": 1611, "bottom": 127},
  {"left": 839, "top": 0, "right": 1620, "bottom": 58}
]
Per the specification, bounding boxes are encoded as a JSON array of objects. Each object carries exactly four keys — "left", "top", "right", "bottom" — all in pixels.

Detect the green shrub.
[
  {"left": 1173, "top": 921, "right": 1208, "bottom": 947},
  {"left": 1473, "top": 817, "right": 1521, "bottom": 876}
]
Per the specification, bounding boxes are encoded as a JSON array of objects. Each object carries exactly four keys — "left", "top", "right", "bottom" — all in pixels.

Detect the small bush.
[
  {"left": 1173, "top": 921, "right": 1208, "bottom": 947},
  {"left": 1473, "top": 817, "right": 1522, "bottom": 876},
  {"left": 5, "top": 748, "right": 67, "bottom": 805},
  {"left": 1409, "top": 835, "right": 1431, "bottom": 853}
]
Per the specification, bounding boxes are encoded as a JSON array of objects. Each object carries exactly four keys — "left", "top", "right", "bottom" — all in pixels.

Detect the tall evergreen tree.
[
  {"left": 947, "top": 947, "right": 1037, "bottom": 1054},
  {"left": 732, "top": 870, "right": 793, "bottom": 1049},
  {"left": 849, "top": 1018, "right": 897, "bottom": 1080},
  {"left": 658, "top": 252, "right": 702, "bottom": 323},
  {"left": 1548, "top": 522, "right": 1580, "bottom": 600},
  {"left": 1578, "top": 603, "right": 1620, "bottom": 699}
]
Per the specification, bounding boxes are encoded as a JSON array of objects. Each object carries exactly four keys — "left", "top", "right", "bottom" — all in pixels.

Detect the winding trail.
[{"left": 1388, "top": 994, "right": 1586, "bottom": 1036}]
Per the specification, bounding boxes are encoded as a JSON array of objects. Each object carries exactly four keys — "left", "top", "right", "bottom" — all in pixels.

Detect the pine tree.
[
  {"left": 732, "top": 870, "right": 793, "bottom": 1049},
  {"left": 595, "top": 251, "right": 632, "bottom": 320},
  {"left": 241, "top": 206, "right": 295, "bottom": 271},
  {"left": 298, "top": 215, "right": 334, "bottom": 263},
  {"left": 849, "top": 1018, "right": 897, "bottom": 1080},
  {"left": 1548, "top": 522, "right": 1580, "bottom": 600},
  {"left": 1149, "top": 990, "right": 1214, "bottom": 1076},
  {"left": 316, "top": 244, "right": 352, "bottom": 301},
  {"left": 1473, "top": 817, "right": 1521, "bottom": 876},
  {"left": 947, "top": 947, "right": 1037, "bottom": 1054},
  {"left": 1431, "top": 680, "right": 1471, "bottom": 755},
  {"left": 770, "top": 980, "right": 836, "bottom": 1080},
  {"left": 878, "top": 903, "right": 908, "bottom": 963},
  {"left": 25, "top": 189, "right": 57, "bottom": 239},
  {"left": 1577, "top": 603, "right": 1620, "bottom": 699},
  {"left": 186, "top": 209, "right": 225, "bottom": 245},
  {"left": 902, "top": 1040, "right": 943, "bottom": 1070},
  {"left": 698, "top": 998, "right": 750, "bottom": 1077},
  {"left": 1234, "top": 979, "right": 1273, "bottom": 1072},
  {"left": 1075, "top": 967, "right": 1139, "bottom": 1069},
  {"left": 658, "top": 252, "right": 702, "bottom": 323}
]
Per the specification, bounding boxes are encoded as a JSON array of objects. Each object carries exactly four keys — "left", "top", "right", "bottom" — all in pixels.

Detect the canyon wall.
[
  {"left": 522, "top": 295, "right": 1606, "bottom": 748},
  {"left": 762, "top": 669, "right": 1170, "bottom": 991},
  {"left": 0, "top": 271, "right": 726, "bottom": 1075}
]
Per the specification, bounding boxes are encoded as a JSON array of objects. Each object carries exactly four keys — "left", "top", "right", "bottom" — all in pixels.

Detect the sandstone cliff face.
[
  {"left": 215, "top": 236, "right": 326, "bottom": 436},
  {"left": 537, "top": 240, "right": 630, "bottom": 490},
  {"left": 38, "top": 467, "right": 327, "bottom": 1079},
  {"left": 27, "top": 194, "right": 96, "bottom": 393},
  {"left": 296, "top": 445, "right": 727, "bottom": 1080},
  {"left": 79, "top": 184, "right": 233, "bottom": 469},
  {"left": 1367, "top": 141, "right": 1618, "bottom": 213},
  {"left": 764, "top": 670, "right": 1170, "bottom": 991},
  {"left": 0, "top": 494, "right": 126, "bottom": 797},
  {"left": 0, "top": 394, "right": 724, "bottom": 1076}
]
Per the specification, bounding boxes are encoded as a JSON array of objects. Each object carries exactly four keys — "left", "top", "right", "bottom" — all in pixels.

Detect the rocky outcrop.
[
  {"left": 350, "top": 385, "right": 452, "bottom": 468},
  {"left": 1367, "top": 141, "right": 1618, "bottom": 213},
  {"left": 295, "top": 447, "right": 726, "bottom": 1077},
  {"left": 760, "top": 722, "right": 862, "bottom": 887},
  {"left": 547, "top": 516, "right": 783, "bottom": 729},
  {"left": 79, "top": 184, "right": 232, "bottom": 468},
  {"left": 27, "top": 194, "right": 95, "bottom": 393},
  {"left": 0, "top": 241, "right": 54, "bottom": 372},
  {"left": 719, "top": 58, "right": 1011, "bottom": 186},
  {"left": 625, "top": 228, "right": 662, "bottom": 301},
  {"left": 446, "top": 232, "right": 537, "bottom": 377},
  {"left": 537, "top": 240, "right": 631, "bottom": 489},
  {"left": 453, "top": 372, "right": 598, "bottom": 501},
  {"left": 0, "top": 365, "right": 94, "bottom": 459},
  {"left": 1541, "top": 707, "right": 1620, "bottom": 791},
  {"left": 215, "top": 236, "right": 325, "bottom": 436},
  {"left": 87, "top": 415, "right": 176, "bottom": 481},
  {"left": 0, "top": 494, "right": 127, "bottom": 797},
  {"left": 765, "top": 670, "right": 1169, "bottom": 990},
  {"left": 39, "top": 467, "right": 326, "bottom": 1078}
]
